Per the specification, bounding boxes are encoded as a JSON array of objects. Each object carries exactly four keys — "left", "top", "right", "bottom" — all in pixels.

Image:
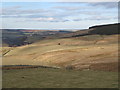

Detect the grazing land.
[
  {"left": 1, "top": 23, "right": 119, "bottom": 88},
  {"left": 2, "top": 68, "right": 118, "bottom": 88}
]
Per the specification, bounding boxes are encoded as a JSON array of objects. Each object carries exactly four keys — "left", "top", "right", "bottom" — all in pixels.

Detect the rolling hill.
[
  {"left": 2, "top": 23, "right": 119, "bottom": 47},
  {"left": 2, "top": 23, "right": 119, "bottom": 88},
  {"left": 1, "top": 23, "right": 119, "bottom": 71}
]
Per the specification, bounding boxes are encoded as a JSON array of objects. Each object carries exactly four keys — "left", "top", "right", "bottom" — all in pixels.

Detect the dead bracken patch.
[{"left": 90, "top": 62, "right": 118, "bottom": 72}]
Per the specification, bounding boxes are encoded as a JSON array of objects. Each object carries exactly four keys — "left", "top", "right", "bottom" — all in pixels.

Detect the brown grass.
[{"left": 90, "top": 62, "right": 118, "bottom": 72}]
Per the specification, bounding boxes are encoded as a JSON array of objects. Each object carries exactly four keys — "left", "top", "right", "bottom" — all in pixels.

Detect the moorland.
[{"left": 1, "top": 23, "right": 119, "bottom": 88}]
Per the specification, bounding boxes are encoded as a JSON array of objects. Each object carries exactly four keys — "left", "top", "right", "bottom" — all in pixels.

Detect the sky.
[{"left": 0, "top": 2, "right": 118, "bottom": 30}]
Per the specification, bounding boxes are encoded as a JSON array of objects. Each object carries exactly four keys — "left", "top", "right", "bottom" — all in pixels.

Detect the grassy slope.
[
  {"left": 2, "top": 35, "right": 119, "bottom": 88},
  {"left": 2, "top": 35, "right": 118, "bottom": 70},
  {"left": 3, "top": 68, "right": 118, "bottom": 88}
]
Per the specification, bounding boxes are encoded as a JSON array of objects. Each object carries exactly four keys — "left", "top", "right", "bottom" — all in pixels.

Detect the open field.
[{"left": 2, "top": 68, "right": 118, "bottom": 88}]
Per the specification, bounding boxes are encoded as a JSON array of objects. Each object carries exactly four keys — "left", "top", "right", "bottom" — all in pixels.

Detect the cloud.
[
  {"left": 89, "top": 2, "right": 118, "bottom": 9},
  {"left": 33, "top": 17, "right": 54, "bottom": 21},
  {"left": 3, "top": 0, "right": 119, "bottom": 2},
  {"left": 53, "top": 6, "right": 87, "bottom": 11},
  {"left": 53, "top": 3, "right": 101, "bottom": 11},
  {"left": 72, "top": 14, "right": 117, "bottom": 21},
  {"left": 84, "top": 15, "right": 117, "bottom": 21},
  {"left": 1, "top": 6, "right": 48, "bottom": 15},
  {"left": 35, "top": 18, "right": 69, "bottom": 22},
  {"left": 1, "top": 2, "right": 117, "bottom": 23},
  {"left": 1, "top": 3, "right": 103, "bottom": 18},
  {"left": 73, "top": 19, "right": 83, "bottom": 21},
  {"left": 58, "top": 0, "right": 119, "bottom": 2}
]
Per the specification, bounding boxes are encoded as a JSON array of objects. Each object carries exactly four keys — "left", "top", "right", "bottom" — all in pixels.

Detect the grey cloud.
[
  {"left": 1, "top": 3, "right": 117, "bottom": 23},
  {"left": 89, "top": 2, "right": 118, "bottom": 9},
  {"left": 49, "top": 19, "right": 69, "bottom": 22},
  {"left": 1, "top": 3, "right": 115, "bottom": 18},
  {"left": 53, "top": 4, "right": 96, "bottom": 11},
  {"left": 1, "top": 6, "right": 48, "bottom": 15},
  {"left": 73, "top": 19, "right": 83, "bottom": 21},
  {"left": 54, "top": 6, "right": 85, "bottom": 11}
]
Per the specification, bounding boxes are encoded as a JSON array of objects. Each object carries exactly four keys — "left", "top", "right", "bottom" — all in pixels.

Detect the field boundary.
[{"left": 2, "top": 65, "right": 60, "bottom": 70}]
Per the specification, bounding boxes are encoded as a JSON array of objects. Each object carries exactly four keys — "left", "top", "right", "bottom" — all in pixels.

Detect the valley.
[{"left": 1, "top": 23, "right": 119, "bottom": 88}]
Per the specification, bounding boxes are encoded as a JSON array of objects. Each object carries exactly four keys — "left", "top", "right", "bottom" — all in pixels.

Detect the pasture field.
[{"left": 2, "top": 68, "right": 118, "bottom": 88}]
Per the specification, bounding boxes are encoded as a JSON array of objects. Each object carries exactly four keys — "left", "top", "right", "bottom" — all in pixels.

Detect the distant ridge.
[
  {"left": 58, "top": 23, "right": 119, "bottom": 38},
  {"left": 89, "top": 23, "right": 119, "bottom": 35}
]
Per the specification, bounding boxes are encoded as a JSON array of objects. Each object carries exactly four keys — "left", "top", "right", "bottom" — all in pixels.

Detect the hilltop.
[{"left": 56, "top": 23, "right": 119, "bottom": 38}]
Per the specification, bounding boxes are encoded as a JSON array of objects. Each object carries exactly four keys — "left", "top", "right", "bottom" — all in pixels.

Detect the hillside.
[
  {"left": 2, "top": 29, "right": 72, "bottom": 47},
  {"left": 1, "top": 23, "right": 119, "bottom": 71},
  {"left": 2, "top": 29, "right": 27, "bottom": 46},
  {"left": 56, "top": 23, "right": 119, "bottom": 38},
  {"left": 2, "top": 34, "right": 118, "bottom": 71},
  {"left": 89, "top": 23, "right": 119, "bottom": 35},
  {"left": 2, "top": 23, "right": 119, "bottom": 88}
]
